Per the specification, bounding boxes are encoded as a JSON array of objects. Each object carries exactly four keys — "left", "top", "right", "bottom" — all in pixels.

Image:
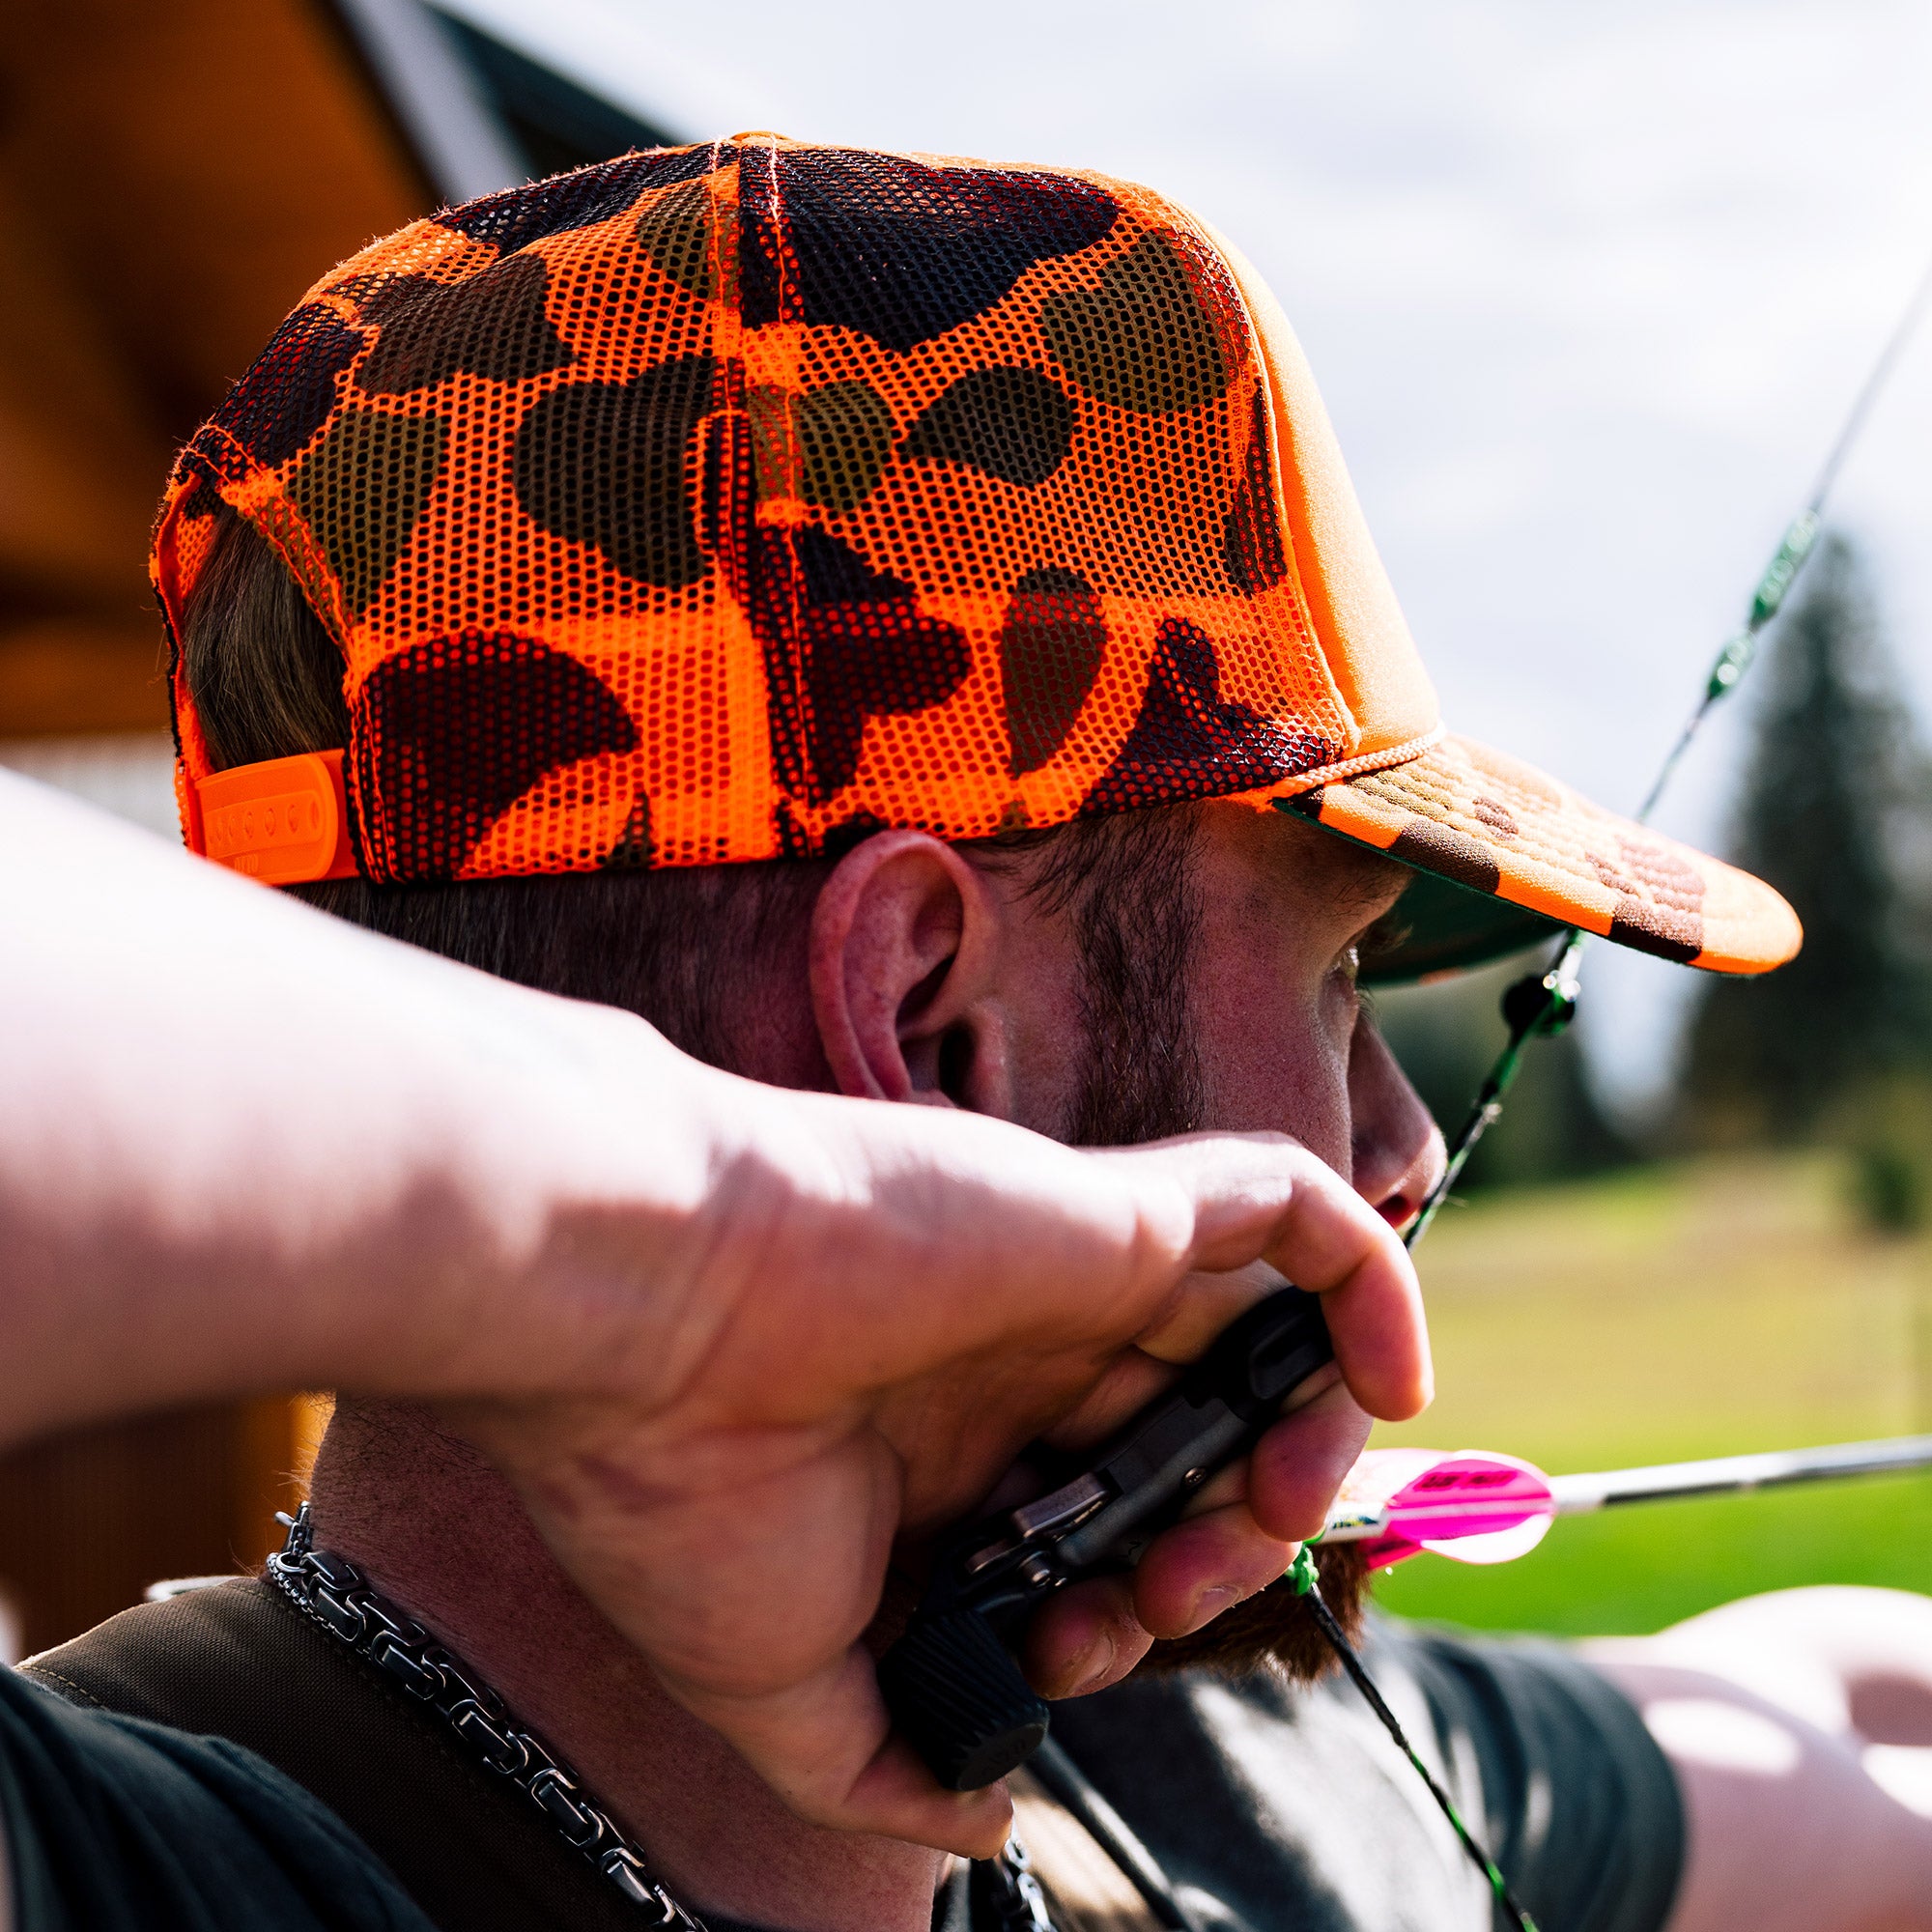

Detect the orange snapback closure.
[{"left": 185, "top": 750, "right": 358, "bottom": 884}]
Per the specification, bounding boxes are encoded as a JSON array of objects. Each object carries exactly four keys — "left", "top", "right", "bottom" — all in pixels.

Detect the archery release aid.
[{"left": 878, "top": 1286, "right": 1334, "bottom": 1790}]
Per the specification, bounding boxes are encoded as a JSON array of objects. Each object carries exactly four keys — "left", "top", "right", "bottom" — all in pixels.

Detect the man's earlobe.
[{"left": 808, "top": 831, "right": 1011, "bottom": 1114}]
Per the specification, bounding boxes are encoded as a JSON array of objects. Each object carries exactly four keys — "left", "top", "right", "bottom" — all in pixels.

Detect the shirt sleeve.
[
  {"left": 1387, "top": 1622, "right": 1685, "bottom": 1932},
  {"left": 1044, "top": 1612, "right": 1685, "bottom": 1932},
  {"left": 0, "top": 1662, "right": 436, "bottom": 1932}
]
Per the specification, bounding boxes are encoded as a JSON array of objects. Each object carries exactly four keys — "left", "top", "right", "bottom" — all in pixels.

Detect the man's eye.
[
  {"left": 1328, "top": 942, "right": 1363, "bottom": 998},
  {"left": 1358, "top": 904, "right": 1412, "bottom": 971}
]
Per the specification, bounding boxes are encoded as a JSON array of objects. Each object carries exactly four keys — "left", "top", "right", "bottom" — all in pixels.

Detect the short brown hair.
[{"left": 177, "top": 507, "right": 1200, "bottom": 1104}]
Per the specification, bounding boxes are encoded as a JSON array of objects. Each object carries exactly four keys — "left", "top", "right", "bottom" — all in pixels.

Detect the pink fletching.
[{"left": 1383, "top": 1454, "right": 1553, "bottom": 1544}]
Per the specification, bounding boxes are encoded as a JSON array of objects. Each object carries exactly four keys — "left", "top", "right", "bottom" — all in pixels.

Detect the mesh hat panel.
[
  {"left": 156, "top": 137, "right": 1426, "bottom": 883},
  {"left": 153, "top": 135, "right": 1800, "bottom": 979}
]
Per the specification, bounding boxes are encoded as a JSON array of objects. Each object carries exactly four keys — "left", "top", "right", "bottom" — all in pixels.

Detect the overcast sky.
[{"left": 444, "top": 0, "right": 1932, "bottom": 1111}]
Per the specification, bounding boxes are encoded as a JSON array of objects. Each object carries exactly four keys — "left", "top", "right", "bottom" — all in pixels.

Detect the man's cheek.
[
  {"left": 1194, "top": 1009, "right": 1353, "bottom": 1168},
  {"left": 1317, "top": 1002, "right": 1363, "bottom": 1178}
]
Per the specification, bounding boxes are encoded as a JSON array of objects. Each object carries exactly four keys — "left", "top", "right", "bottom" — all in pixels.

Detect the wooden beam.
[{"left": 0, "top": 3, "right": 427, "bottom": 1637}]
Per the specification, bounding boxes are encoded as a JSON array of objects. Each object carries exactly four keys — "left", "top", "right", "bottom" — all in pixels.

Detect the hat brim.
[{"left": 1269, "top": 733, "right": 1802, "bottom": 983}]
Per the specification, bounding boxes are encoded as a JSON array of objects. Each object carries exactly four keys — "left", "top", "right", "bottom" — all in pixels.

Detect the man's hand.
[
  {"left": 0, "top": 769, "right": 1429, "bottom": 1859},
  {"left": 453, "top": 1079, "right": 1430, "bottom": 1855}
]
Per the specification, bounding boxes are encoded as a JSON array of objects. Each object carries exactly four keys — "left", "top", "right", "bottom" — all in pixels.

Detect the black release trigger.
[{"left": 1241, "top": 1288, "right": 1334, "bottom": 1406}]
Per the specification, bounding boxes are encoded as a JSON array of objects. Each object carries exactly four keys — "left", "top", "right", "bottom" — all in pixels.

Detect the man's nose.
[{"left": 1349, "top": 1016, "right": 1446, "bottom": 1231}]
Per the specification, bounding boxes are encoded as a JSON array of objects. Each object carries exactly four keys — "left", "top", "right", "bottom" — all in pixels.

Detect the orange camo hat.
[{"left": 156, "top": 135, "right": 1800, "bottom": 980}]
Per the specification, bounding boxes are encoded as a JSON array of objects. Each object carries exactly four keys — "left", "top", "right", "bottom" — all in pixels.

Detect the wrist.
[{"left": 322, "top": 990, "right": 733, "bottom": 1409}]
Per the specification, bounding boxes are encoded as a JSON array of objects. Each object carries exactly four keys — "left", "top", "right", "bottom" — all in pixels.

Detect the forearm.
[
  {"left": 1586, "top": 1599, "right": 1932, "bottom": 1931},
  {"left": 0, "top": 769, "right": 1435, "bottom": 1853},
  {"left": 0, "top": 768, "right": 716, "bottom": 1445}
]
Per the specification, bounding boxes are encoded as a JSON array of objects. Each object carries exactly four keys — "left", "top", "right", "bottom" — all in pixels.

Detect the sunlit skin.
[
  {"left": 1591, "top": 1593, "right": 1932, "bottom": 1927},
  {"left": 25, "top": 767, "right": 1925, "bottom": 1932},
  {"left": 311, "top": 798, "right": 1932, "bottom": 1932},
  {"left": 314, "top": 801, "right": 1442, "bottom": 1932}
]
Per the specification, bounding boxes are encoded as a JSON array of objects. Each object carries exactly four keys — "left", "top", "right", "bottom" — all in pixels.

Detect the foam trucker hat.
[{"left": 154, "top": 135, "right": 1800, "bottom": 983}]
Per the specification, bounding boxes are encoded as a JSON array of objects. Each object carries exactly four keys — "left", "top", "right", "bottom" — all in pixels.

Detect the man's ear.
[{"left": 809, "top": 831, "right": 1011, "bottom": 1112}]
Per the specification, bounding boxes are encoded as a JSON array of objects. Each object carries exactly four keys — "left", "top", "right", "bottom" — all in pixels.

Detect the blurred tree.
[{"left": 1679, "top": 533, "right": 1931, "bottom": 1149}]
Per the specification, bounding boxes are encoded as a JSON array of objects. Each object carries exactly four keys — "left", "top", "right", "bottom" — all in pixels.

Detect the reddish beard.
[{"left": 1136, "top": 1540, "right": 1367, "bottom": 1683}]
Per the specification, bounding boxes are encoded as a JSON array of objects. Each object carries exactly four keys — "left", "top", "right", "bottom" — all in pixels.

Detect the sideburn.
[
  {"left": 1034, "top": 807, "right": 1366, "bottom": 1683},
  {"left": 1051, "top": 810, "right": 1207, "bottom": 1149}
]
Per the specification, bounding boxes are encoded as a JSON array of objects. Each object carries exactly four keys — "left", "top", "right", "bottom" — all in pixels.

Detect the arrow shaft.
[{"left": 1549, "top": 1435, "right": 1932, "bottom": 1515}]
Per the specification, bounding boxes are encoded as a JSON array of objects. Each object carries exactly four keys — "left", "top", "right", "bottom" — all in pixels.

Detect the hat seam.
[{"left": 1244, "top": 723, "right": 1448, "bottom": 802}]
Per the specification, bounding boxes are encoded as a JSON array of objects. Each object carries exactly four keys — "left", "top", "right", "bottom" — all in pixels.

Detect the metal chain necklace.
[
  {"left": 980, "top": 1833, "right": 1056, "bottom": 1932},
  {"left": 267, "top": 1504, "right": 708, "bottom": 1929},
  {"left": 266, "top": 1506, "right": 1054, "bottom": 1932}
]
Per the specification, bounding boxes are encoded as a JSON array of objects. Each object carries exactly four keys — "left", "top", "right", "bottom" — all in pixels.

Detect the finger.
[
  {"left": 1120, "top": 1382, "right": 1368, "bottom": 1634},
  {"left": 1122, "top": 1132, "right": 1383, "bottom": 1284},
  {"left": 781, "top": 1120, "right": 1360, "bottom": 1395},
  {"left": 1129, "top": 1500, "right": 1297, "bottom": 1639},
  {"left": 1100, "top": 1134, "right": 1431, "bottom": 1421},
  {"left": 1315, "top": 1236, "right": 1432, "bottom": 1422},
  {"left": 668, "top": 1643, "right": 1013, "bottom": 1856},
  {"left": 1161, "top": 1360, "right": 1343, "bottom": 1519},
  {"left": 1247, "top": 1152, "right": 1431, "bottom": 1423},
  {"left": 1243, "top": 1376, "right": 1375, "bottom": 1544},
  {"left": 1022, "top": 1575, "right": 1154, "bottom": 1698}
]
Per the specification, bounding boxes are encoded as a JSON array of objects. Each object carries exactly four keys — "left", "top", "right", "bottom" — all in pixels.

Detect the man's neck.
[{"left": 309, "top": 1401, "right": 949, "bottom": 1932}]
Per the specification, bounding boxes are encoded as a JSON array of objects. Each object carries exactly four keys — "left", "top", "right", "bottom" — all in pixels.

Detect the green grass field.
[{"left": 1366, "top": 1151, "right": 1932, "bottom": 1634}]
